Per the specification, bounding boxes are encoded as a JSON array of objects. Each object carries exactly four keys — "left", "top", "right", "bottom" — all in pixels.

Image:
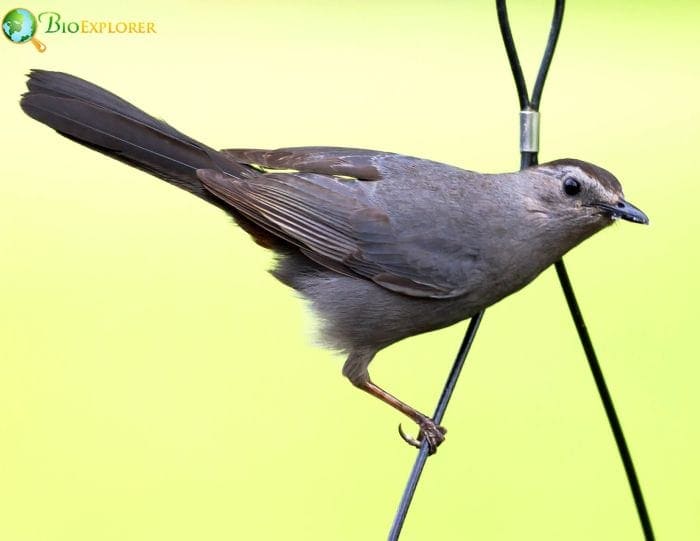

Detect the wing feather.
[{"left": 198, "top": 147, "right": 473, "bottom": 298}]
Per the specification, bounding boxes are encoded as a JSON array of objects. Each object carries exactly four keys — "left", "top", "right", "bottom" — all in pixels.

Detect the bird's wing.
[{"left": 198, "top": 148, "right": 473, "bottom": 298}]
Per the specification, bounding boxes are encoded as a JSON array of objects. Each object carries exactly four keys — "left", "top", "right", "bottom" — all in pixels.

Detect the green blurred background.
[{"left": 1, "top": 1, "right": 698, "bottom": 539}]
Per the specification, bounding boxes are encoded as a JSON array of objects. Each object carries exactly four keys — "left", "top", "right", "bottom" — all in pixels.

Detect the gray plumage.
[{"left": 20, "top": 70, "right": 647, "bottom": 452}]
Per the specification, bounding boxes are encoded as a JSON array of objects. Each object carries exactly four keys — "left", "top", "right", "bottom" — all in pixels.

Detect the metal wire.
[
  {"left": 554, "top": 262, "right": 655, "bottom": 539},
  {"left": 497, "top": 1, "right": 653, "bottom": 538},
  {"left": 388, "top": 1, "right": 653, "bottom": 539},
  {"left": 388, "top": 313, "right": 484, "bottom": 540}
]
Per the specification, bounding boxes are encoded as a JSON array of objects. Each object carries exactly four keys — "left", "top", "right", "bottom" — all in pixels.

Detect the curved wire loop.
[
  {"left": 496, "top": 0, "right": 565, "bottom": 168},
  {"left": 496, "top": 0, "right": 565, "bottom": 113}
]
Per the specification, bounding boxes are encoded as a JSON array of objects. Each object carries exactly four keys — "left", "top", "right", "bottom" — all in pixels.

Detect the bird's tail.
[{"left": 20, "top": 69, "right": 251, "bottom": 202}]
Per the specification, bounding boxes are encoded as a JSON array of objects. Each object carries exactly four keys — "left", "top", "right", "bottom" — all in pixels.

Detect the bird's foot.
[{"left": 398, "top": 417, "right": 447, "bottom": 455}]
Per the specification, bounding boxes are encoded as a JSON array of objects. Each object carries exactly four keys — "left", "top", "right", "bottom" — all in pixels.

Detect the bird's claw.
[{"left": 398, "top": 418, "right": 447, "bottom": 455}]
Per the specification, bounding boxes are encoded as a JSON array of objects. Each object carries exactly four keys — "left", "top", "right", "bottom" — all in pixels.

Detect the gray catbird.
[{"left": 20, "top": 70, "right": 648, "bottom": 453}]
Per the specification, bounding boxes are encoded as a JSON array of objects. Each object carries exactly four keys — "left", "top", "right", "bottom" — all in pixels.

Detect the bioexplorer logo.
[
  {"left": 2, "top": 8, "right": 157, "bottom": 52},
  {"left": 2, "top": 8, "right": 45, "bottom": 51}
]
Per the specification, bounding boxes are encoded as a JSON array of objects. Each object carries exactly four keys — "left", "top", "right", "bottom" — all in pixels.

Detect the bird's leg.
[
  {"left": 343, "top": 353, "right": 446, "bottom": 454},
  {"left": 359, "top": 380, "right": 446, "bottom": 454}
]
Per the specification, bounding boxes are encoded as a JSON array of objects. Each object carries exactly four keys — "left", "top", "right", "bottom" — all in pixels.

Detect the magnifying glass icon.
[{"left": 3, "top": 8, "right": 47, "bottom": 52}]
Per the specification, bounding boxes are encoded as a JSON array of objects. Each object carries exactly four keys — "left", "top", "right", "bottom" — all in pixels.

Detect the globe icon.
[{"left": 2, "top": 8, "right": 46, "bottom": 51}]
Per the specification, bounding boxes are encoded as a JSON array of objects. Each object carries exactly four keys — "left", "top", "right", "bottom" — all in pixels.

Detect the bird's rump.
[{"left": 223, "top": 147, "right": 385, "bottom": 181}]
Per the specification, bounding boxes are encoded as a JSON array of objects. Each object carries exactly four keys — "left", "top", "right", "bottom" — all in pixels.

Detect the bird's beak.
[{"left": 595, "top": 199, "right": 649, "bottom": 225}]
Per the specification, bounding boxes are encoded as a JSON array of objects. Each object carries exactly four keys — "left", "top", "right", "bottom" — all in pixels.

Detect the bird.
[{"left": 20, "top": 69, "right": 648, "bottom": 454}]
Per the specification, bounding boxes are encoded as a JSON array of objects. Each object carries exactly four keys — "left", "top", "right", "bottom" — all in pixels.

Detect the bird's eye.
[{"left": 563, "top": 177, "right": 581, "bottom": 196}]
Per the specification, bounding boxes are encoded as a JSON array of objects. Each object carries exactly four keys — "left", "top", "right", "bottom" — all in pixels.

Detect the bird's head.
[
  {"left": 502, "top": 158, "right": 649, "bottom": 261},
  {"left": 526, "top": 158, "right": 648, "bottom": 233}
]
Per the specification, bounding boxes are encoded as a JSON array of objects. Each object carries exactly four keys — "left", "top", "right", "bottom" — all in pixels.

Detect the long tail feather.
[{"left": 20, "top": 69, "right": 251, "bottom": 201}]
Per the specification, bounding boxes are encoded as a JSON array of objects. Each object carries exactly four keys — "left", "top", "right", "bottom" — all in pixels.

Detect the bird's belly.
[
  {"left": 305, "top": 273, "right": 483, "bottom": 353},
  {"left": 277, "top": 252, "right": 548, "bottom": 355}
]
